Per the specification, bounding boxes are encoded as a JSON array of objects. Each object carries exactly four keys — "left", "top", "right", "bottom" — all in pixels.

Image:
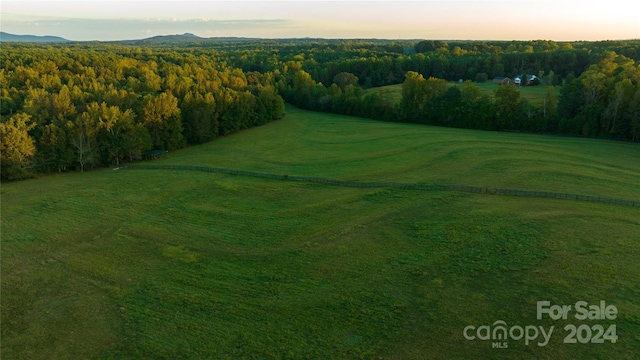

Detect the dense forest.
[
  {"left": 0, "top": 43, "right": 285, "bottom": 180},
  {"left": 1, "top": 39, "right": 639, "bottom": 180}
]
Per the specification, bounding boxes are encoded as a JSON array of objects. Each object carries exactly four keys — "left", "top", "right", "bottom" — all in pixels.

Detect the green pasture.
[
  {"left": 469, "top": 81, "right": 560, "bottom": 107},
  {"left": 364, "top": 82, "right": 560, "bottom": 107},
  {"left": 152, "top": 106, "right": 640, "bottom": 200},
  {"left": 2, "top": 106, "right": 639, "bottom": 359},
  {"left": 363, "top": 83, "right": 403, "bottom": 103}
]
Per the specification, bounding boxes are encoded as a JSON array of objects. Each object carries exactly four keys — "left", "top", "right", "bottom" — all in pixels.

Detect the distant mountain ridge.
[
  {"left": 1, "top": 31, "right": 413, "bottom": 44},
  {"left": 1, "top": 32, "right": 70, "bottom": 43},
  {"left": 141, "top": 32, "right": 203, "bottom": 42},
  {"left": 0, "top": 32, "right": 252, "bottom": 44},
  {"left": 133, "top": 33, "right": 261, "bottom": 43}
]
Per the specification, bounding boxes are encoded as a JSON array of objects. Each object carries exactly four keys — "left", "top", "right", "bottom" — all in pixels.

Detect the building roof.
[{"left": 515, "top": 74, "right": 538, "bottom": 81}]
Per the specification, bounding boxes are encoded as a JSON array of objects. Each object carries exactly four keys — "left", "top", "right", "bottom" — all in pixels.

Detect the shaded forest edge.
[{"left": 1, "top": 39, "right": 639, "bottom": 181}]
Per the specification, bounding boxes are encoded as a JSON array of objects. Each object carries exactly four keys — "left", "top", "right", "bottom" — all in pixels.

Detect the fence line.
[{"left": 121, "top": 164, "right": 640, "bottom": 208}]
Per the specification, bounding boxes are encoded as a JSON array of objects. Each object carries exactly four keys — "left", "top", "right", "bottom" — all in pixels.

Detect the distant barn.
[
  {"left": 514, "top": 74, "right": 539, "bottom": 86},
  {"left": 493, "top": 76, "right": 511, "bottom": 85}
]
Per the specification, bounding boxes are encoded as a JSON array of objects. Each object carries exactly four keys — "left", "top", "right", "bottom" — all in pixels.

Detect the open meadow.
[
  {"left": 2, "top": 106, "right": 639, "bottom": 359},
  {"left": 365, "top": 82, "right": 560, "bottom": 107}
]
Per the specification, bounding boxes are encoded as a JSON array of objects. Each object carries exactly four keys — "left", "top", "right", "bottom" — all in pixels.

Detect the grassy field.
[
  {"left": 365, "top": 82, "right": 560, "bottom": 107},
  {"left": 2, "top": 106, "right": 639, "bottom": 359}
]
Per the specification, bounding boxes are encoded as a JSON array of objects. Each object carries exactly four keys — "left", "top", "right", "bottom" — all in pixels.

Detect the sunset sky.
[{"left": 2, "top": 0, "right": 639, "bottom": 41}]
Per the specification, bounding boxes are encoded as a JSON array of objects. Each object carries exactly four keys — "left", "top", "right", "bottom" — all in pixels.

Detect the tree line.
[
  {"left": 220, "top": 39, "right": 639, "bottom": 89},
  {"left": 2, "top": 39, "right": 639, "bottom": 181},
  {"left": 1, "top": 44, "right": 284, "bottom": 180},
  {"left": 274, "top": 50, "right": 639, "bottom": 139},
  {"left": 217, "top": 38, "right": 639, "bottom": 139}
]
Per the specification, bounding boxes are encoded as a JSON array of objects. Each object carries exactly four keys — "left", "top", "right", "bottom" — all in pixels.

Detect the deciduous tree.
[
  {"left": 69, "top": 108, "right": 99, "bottom": 172},
  {"left": 142, "top": 92, "right": 184, "bottom": 150},
  {"left": 39, "top": 123, "right": 74, "bottom": 172},
  {"left": 400, "top": 71, "right": 426, "bottom": 122},
  {"left": 333, "top": 72, "right": 359, "bottom": 90},
  {"left": 93, "top": 102, "right": 137, "bottom": 165},
  {"left": 0, "top": 113, "right": 36, "bottom": 180},
  {"left": 494, "top": 84, "right": 520, "bottom": 130}
]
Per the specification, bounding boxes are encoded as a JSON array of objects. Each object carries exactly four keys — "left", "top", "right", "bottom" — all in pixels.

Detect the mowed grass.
[
  {"left": 2, "top": 106, "right": 639, "bottom": 359},
  {"left": 364, "top": 82, "right": 560, "bottom": 107},
  {"left": 468, "top": 81, "right": 560, "bottom": 107},
  {"left": 154, "top": 106, "right": 640, "bottom": 200}
]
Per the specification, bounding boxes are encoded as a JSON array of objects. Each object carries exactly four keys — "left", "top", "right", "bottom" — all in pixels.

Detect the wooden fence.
[{"left": 121, "top": 164, "right": 640, "bottom": 208}]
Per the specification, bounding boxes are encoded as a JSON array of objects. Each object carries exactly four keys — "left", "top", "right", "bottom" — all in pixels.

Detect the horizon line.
[{"left": 3, "top": 31, "right": 639, "bottom": 43}]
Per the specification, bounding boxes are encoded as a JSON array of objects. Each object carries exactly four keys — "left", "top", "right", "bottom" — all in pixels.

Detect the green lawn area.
[
  {"left": 2, "top": 106, "right": 639, "bottom": 359},
  {"left": 469, "top": 81, "right": 560, "bottom": 107},
  {"left": 364, "top": 82, "right": 560, "bottom": 107}
]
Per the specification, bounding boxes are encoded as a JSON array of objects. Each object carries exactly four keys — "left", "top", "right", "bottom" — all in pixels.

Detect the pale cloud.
[{"left": 1, "top": 1, "right": 638, "bottom": 41}]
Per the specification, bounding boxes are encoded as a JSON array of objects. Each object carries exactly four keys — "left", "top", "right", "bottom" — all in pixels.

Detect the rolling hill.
[
  {"left": 2, "top": 106, "right": 639, "bottom": 359},
  {"left": 0, "top": 32, "right": 70, "bottom": 43},
  {"left": 139, "top": 32, "right": 203, "bottom": 42}
]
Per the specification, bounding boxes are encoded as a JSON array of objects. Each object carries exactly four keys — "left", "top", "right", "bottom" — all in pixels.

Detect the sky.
[{"left": 1, "top": 0, "right": 639, "bottom": 41}]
